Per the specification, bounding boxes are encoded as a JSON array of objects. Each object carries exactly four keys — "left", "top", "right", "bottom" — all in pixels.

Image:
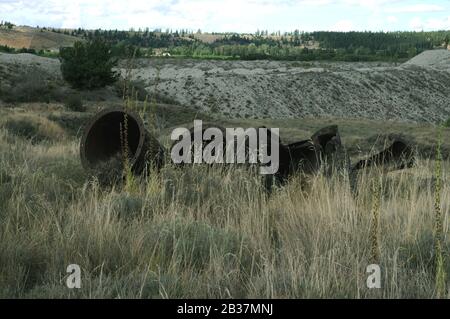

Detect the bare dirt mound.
[{"left": 403, "top": 49, "right": 450, "bottom": 71}]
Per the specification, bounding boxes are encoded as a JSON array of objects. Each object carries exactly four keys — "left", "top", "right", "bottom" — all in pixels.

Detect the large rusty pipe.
[
  {"left": 80, "top": 107, "right": 165, "bottom": 175},
  {"left": 352, "top": 138, "right": 415, "bottom": 171},
  {"left": 80, "top": 108, "right": 416, "bottom": 191}
]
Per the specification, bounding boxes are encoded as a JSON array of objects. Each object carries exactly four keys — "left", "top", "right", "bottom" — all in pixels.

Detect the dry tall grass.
[{"left": 0, "top": 123, "right": 449, "bottom": 298}]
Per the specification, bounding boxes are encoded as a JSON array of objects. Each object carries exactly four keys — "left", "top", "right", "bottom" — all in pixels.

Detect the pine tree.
[{"left": 59, "top": 39, "right": 118, "bottom": 89}]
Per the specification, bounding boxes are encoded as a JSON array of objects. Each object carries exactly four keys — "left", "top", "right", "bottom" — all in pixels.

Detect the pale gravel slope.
[
  {"left": 1, "top": 51, "right": 449, "bottom": 124},
  {"left": 125, "top": 54, "right": 450, "bottom": 123},
  {"left": 403, "top": 49, "right": 450, "bottom": 71}
]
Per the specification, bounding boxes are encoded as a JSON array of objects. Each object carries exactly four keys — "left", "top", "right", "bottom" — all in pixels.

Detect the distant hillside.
[
  {"left": 2, "top": 25, "right": 449, "bottom": 62},
  {"left": 0, "top": 26, "right": 79, "bottom": 51}
]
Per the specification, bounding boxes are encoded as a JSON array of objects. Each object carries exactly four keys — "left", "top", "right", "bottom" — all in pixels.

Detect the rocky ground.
[
  {"left": 1, "top": 49, "right": 450, "bottom": 123},
  {"left": 124, "top": 49, "right": 450, "bottom": 123}
]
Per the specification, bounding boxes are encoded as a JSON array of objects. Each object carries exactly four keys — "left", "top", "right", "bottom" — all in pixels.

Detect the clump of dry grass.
[
  {"left": 2, "top": 113, "right": 66, "bottom": 143},
  {"left": 0, "top": 120, "right": 449, "bottom": 298},
  {"left": 89, "top": 152, "right": 124, "bottom": 187}
]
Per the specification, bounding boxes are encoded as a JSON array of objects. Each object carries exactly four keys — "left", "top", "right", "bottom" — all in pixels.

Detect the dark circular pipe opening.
[{"left": 80, "top": 108, "right": 145, "bottom": 171}]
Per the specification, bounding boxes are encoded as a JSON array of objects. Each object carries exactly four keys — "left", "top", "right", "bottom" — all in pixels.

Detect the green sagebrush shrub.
[{"left": 59, "top": 39, "right": 118, "bottom": 89}]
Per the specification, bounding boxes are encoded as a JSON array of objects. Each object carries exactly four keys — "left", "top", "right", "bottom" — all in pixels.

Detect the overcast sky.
[{"left": 1, "top": 0, "right": 449, "bottom": 32}]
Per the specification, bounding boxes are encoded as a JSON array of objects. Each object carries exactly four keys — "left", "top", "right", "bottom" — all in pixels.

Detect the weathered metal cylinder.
[
  {"left": 80, "top": 107, "right": 165, "bottom": 175},
  {"left": 352, "top": 137, "right": 415, "bottom": 171}
]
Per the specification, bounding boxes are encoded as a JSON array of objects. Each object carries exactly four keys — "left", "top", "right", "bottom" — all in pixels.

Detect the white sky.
[{"left": 1, "top": 0, "right": 449, "bottom": 32}]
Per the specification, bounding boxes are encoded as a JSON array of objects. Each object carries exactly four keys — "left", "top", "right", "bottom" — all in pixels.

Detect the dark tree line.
[
  {"left": 0, "top": 21, "right": 14, "bottom": 29},
  {"left": 44, "top": 27, "right": 450, "bottom": 61},
  {"left": 66, "top": 28, "right": 194, "bottom": 49}
]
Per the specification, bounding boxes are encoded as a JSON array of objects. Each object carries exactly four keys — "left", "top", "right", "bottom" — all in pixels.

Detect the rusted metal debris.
[
  {"left": 80, "top": 109, "right": 415, "bottom": 188},
  {"left": 352, "top": 135, "right": 415, "bottom": 171}
]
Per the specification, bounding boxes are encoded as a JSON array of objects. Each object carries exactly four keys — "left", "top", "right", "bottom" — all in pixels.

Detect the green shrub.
[
  {"left": 0, "top": 67, "right": 66, "bottom": 104},
  {"left": 114, "top": 80, "right": 149, "bottom": 101},
  {"left": 64, "top": 94, "right": 85, "bottom": 112},
  {"left": 150, "top": 91, "right": 181, "bottom": 105},
  {"left": 4, "top": 76, "right": 50, "bottom": 103},
  {"left": 444, "top": 118, "right": 450, "bottom": 128},
  {"left": 47, "top": 85, "right": 66, "bottom": 102},
  {"left": 0, "top": 44, "right": 15, "bottom": 53},
  {"left": 128, "top": 81, "right": 149, "bottom": 101},
  {"left": 60, "top": 40, "right": 118, "bottom": 89},
  {"left": 114, "top": 80, "right": 181, "bottom": 105}
]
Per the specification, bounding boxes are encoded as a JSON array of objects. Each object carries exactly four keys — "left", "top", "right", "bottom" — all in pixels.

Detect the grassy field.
[{"left": 0, "top": 104, "right": 449, "bottom": 298}]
